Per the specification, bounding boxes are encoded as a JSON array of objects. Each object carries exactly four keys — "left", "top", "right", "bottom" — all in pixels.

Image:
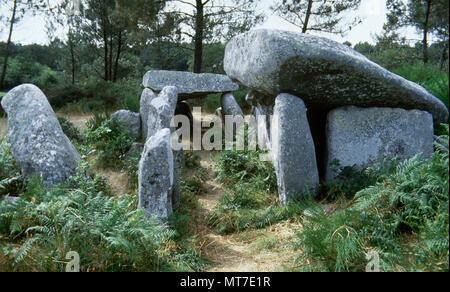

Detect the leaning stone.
[
  {"left": 147, "top": 87, "right": 179, "bottom": 139},
  {"left": 271, "top": 93, "right": 319, "bottom": 205},
  {"left": 142, "top": 70, "right": 239, "bottom": 100},
  {"left": 140, "top": 88, "right": 156, "bottom": 140},
  {"left": 110, "top": 110, "right": 141, "bottom": 139},
  {"left": 221, "top": 92, "right": 244, "bottom": 118},
  {"left": 325, "top": 106, "right": 434, "bottom": 181},
  {"left": 1, "top": 84, "right": 81, "bottom": 188},
  {"left": 224, "top": 29, "right": 448, "bottom": 125},
  {"left": 138, "top": 128, "right": 173, "bottom": 219}
]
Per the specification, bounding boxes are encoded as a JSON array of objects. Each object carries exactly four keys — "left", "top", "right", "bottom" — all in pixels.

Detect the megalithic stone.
[
  {"left": 325, "top": 106, "right": 434, "bottom": 181},
  {"left": 1, "top": 84, "right": 81, "bottom": 188},
  {"left": 140, "top": 88, "right": 156, "bottom": 140},
  {"left": 110, "top": 110, "right": 141, "bottom": 139},
  {"left": 271, "top": 93, "right": 319, "bottom": 205},
  {"left": 138, "top": 128, "right": 174, "bottom": 219},
  {"left": 147, "top": 86, "right": 178, "bottom": 139}
]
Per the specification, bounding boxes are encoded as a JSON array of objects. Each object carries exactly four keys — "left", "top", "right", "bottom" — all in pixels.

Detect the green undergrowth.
[
  {"left": 0, "top": 158, "right": 206, "bottom": 272},
  {"left": 295, "top": 124, "right": 449, "bottom": 272},
  {"left": 0, "top": 117, "right": 206, "bottom": 272}
]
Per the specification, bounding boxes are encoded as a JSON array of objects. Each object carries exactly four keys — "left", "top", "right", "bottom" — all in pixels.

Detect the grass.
[
  {"left": 208, "top": 124, "right": 449, "bottom": 272},
  {"left": 294, "top": 125, "right": 449, "bottom": 272}
]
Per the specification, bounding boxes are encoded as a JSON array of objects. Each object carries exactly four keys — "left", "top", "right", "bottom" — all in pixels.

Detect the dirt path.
[{"left": 192, "top": 150, "right": 300, "bottom": 272}]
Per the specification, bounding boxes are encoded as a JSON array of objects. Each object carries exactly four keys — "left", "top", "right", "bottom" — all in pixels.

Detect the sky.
[{"left": 0, "top": 0, "right": 420, "bottom": 46}]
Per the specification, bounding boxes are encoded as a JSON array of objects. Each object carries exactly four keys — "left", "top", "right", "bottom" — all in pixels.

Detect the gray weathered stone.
[
  {"left": 271, "top": 93, "right": 319, "bottom": 205},
  {"left": 224, "top": 29, "right": 448, "bottom": 125},
  {"left": 138, "top": 128, "right": 173, "bottom": 219},
  {"left": 325, "top": 106, "right": 434, "bottom": 181},
  {"left": 140, "top": 88, "right": 157, "bottom": 140},
  {"left": 111, "top": 110, "right": 141, "bottom": 139},
  {"left": 142, "top": 70, "right": 239, "bottom": 100},
  {"left": 253, "top": 92, "right": 274, "bottom": 151},
  {"left": 147, "top": 86, "right": 179, "bottom": 139},
  {"left": 221, "top": 92, "right": 244, "bottom": 118},
  {"left": 172, "top": 149, "right": 184, "bottom": 210},
  {"left": 1, "top": 84, "right": 81, "bottom": 188}
]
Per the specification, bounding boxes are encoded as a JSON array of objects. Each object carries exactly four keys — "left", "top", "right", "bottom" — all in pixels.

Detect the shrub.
[
  {"left": 46, "top": 77, "right": 142, "bottom": 113},
  {"left": 395, "top": 62, "right": 449, "bottom": 108},
  {"left": 85, "top": 114, "right": 134, "bottom": 169},
  {"left": 0, "top": 158, "right": 205, "bottom": 272},
  {"left": 295, "top": 124, "right": 449, "bottom": 272},
  {"left": 0, "top": 137, "right": 23, "bottom": 197},
  {"left": 208, "top": 147, "right": 290, "bottom": 234},
  {"left": 57, "top": 117, "right": 83, "bottom": 143}
]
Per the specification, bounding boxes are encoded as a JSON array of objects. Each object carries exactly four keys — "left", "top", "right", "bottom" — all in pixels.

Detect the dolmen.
[
  {"left": 138, "top": 70, "right": 241, "bottom": 220},
  {"left": 224, "top": 29, "right": 449, "bottom": 205}
]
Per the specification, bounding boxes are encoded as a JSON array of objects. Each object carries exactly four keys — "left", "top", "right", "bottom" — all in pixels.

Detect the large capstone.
[
  {"left": 325, "top": 106, "right": 434, "bottom": 181},
  {"left": 140, "top": 88, "right": 157, "bottom": 140},
  {"left": 138, "top": 128, "right": 174, "bottom": 219},
  {"left": 1, "top": 84, "right": 81, "bottom": 188},
  {"left": 142, "top": 70, "right": 239, "bottom": 100},
  {"left": 271, "top": 93, "right": 319, "bottom": 205},
  {"left": 110, "top": 110, "right": 141, "bottom": 139},
  {"left": 224, "top": 29, "right": 448, "bottom": 125}
]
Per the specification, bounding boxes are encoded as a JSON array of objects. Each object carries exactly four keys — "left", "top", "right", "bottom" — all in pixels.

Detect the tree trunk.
[
  {"left": 193, "top": 0, "right": 204, "bottom": 73},
  {"left": 440, "top": 40, "right": 449, "bottom": 71},
  {"left": 422, "top": 0, "right": 432, "bottom": 64},
  {"left": 109, "top": 32, "right": 113, "bottom": 81},
  {"left": 104, "top": 29, "right": 109, "bottom": 81},
  {"left": 0, "top": 0, "right": 18, "bottom": 89},
  {"left": 68, "top": 30, "right": 76, "bottom": 85},
  {"left": 302, "top": 0, "right": 313, "bottom": 33},
  {"left": 113, "top": 31, "right": 122, "bottom": 82}
]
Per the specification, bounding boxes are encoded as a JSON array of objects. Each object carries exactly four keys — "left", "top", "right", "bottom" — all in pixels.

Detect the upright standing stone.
[
  {"left": 220, "top": 92, "right": 244, "bottom": 118},
  {"left": 271, "top": 93, "right": 319, "bottom": 205},
  {"left": 172, "top": 149, "right": 184, "bottom": 210},
  {"left": 325, "top": 106, "right": 434, "bottom": 180},
  {"left": 147, "top": 86, "right": 178, "bottom": 139},
  {"left": 1, "top": 84, "right": 81, "bottom": 188},
  {"left": 110, "top": 110, "right": 141, "bottom": 139},
  {"left": 221, "top": 93, "right": 244, "bottom": 140},
  {"left": 140, "top": 88, "right": 156, "bottom": 140},
  {"left": 138, "top": 128, "right": 174, "bottom": 219}
]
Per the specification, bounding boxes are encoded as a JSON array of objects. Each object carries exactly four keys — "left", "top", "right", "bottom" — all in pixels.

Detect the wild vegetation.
[
  {"left": 0, "top": 0, "right": 448, "bottom": 272},
  {"left": 0, "top": 117, "right": 207, "bottom": 272}
]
